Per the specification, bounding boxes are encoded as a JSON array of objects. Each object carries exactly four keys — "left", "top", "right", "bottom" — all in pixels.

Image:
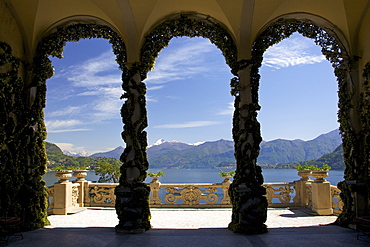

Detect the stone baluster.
[
  {"left": 149, "top": 175, "right": 162, "bottom": 204},
  {"left": 293, "top": 170, "right": 312, "bottom": 207},
  {"left": 311, "top": 170, "right": 333, "bottom": 215},
  {"left": 52, "top": 171, "right": 81, "bottom": 215},
  {"left": 73, "top": 170, "right": 89, "bottom": 207},
  {"left": 221, "top": 175, "right": 232, "bottom": 204}
]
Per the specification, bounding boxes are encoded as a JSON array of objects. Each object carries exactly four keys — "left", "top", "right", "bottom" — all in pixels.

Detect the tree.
[{"left": 95, "top": 162, "right": 121, "bottom": 183}]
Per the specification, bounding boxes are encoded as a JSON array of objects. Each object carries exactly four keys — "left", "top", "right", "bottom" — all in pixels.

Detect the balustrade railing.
[
  {"left": 263, "top": 182, "right": 296, "bottom": 207},
  {"left": 46, "top": 170, "right": 343, "bottom": 216},
  {"left": 331, "top": 185, "right": 344, "bottom": 215}
]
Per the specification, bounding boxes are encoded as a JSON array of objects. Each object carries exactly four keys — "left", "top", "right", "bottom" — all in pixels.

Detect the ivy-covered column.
[
  {"left": 337, "top": 62, "right": 370, "bottom": 225},
  {"left": 0, "top": 41, "right": 49, "bottom": 232},
  {"left": 358, "top": 62, "right": 370, "bottom": 218},
  {"left": 228, "top": 64, "right": 268, "bottom": 234},
  {"left": 115, "top": 63, "right": 151, "bottom": 233}
]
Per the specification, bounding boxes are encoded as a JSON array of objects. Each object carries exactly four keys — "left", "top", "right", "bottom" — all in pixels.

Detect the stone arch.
[
  {"left": 25, "top": 23, "right": 126, "bottom": 229},
  {"left": 115, "top": 12, "right": 241, "bottom": 234},
  {"left": 250, "top": 17, "right": 361, "bottom": 226},
  {"left": 140, "top": 13, "right": 238, "bottom": 74}
]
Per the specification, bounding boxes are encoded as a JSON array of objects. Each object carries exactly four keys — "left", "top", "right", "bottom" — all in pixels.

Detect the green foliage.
[
  {"left": 0, "top": 23, "right": 126, "bottom": 231},
  {"left": 295, "top": 164, "right": 310, "bottom": 170},
  {"left": 218, "top": 169, "right": 235, "bottom": 177},
  {"left": 279, "top": 144, "right": 344, "bottom": 170},
  {"left": 51, "top": 166, "right": 67, "bottom": 171},
  {"left": 250, "top": 18, "right": 359, "bottom": 226},
  {"left": 95, "top": 162, "right": 122, "bottom": 183},
  {"left": 0, "top": 41, "right": 49, "bottom": 231},
  {"left": 45, "top": 141, "right": 121, "bottom": 169},
  {"left": 147, "top": 171, "right": 165, "bottom": 177},
  {"left": 306, "top": 164, "right": 331, "bottom": 170}
]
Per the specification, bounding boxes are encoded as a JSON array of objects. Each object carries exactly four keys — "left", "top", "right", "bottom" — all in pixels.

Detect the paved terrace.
[{"left": 5, "top": 208, "right": 369, "bottom": 247}]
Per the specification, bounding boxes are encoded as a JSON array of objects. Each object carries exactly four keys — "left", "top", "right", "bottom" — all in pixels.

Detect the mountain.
[
  {"left": 63, "top": 150, "right": 91, "bottom": 157},
  {"left": 147, "top": 140, "right": 193, "bottom": 157},
  {"left": 73, "top": 129, "right": 342, "bottom": 169},
  {"left": 147, "top": 139, "right": 234, "bottom": 169},
  {"left": 45, "top": 142, "right": 63, "bottom": 155},
  {"left": 278, "top": 144, "right": 344, "bottom": 170},
  {"left": 314, "top": 144, "right": 344, "bottom": 169},
  {"left": 258, "top": 129, "right": 341, "bottom": 164},
  {"left": 146, "top": 129, "right": 341, "bottom": 168},
  {"left": 90, "top": 146, "right": 124, "bottom": 160},
  {"left": 45, "top": 142, "right": 121, "bottom": 169}
]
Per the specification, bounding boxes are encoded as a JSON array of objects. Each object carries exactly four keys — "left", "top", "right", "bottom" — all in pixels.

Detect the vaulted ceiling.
[{"left": 4, "top": 0, "right": 370, "bottom": 62}]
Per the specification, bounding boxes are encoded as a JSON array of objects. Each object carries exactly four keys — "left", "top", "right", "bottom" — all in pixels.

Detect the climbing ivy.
[
  {"left": 358, "top": 62, "right": 370, "bottom": 213},
  {"left": 116, "top": 62, "right": 152, "bottom": 233},
  {"left": 141, "top": 14, "right": 237, "bottom": 76},
  {"left": 116, "top": 13, "right": 240, "bottom": 233},
  {"left": 14, "top": 23, "right": 125, "bottom": 230},
  {"left": 250, "top": 18, "right": 358, "bottom": 226}
]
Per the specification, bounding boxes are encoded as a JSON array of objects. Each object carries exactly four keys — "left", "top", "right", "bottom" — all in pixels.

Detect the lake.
[{"left": 43, "top": 169, "right": 345, "bottom": 187}]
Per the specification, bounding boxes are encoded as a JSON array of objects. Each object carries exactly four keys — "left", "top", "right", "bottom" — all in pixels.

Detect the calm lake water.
[{"left": 43, "top": 169, "right": 345, "bottom": 187}]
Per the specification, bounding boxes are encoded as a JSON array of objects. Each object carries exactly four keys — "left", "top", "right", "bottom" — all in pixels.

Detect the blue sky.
[{"left": 45, "top": 33, "right": 339, "bottom": 154}]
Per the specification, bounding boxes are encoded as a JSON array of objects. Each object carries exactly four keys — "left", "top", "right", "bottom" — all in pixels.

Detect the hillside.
[
  {"left": 90, "top": 146, "right": 124, "bottom": 160},
  {"left": 278, "top": 144, "right": 344, "bottom": 170},
  {"left": 258, "top": 129, "right": 341, "bottom": 164},
  {"left": 45, "top": 142, "right": 121, "bottom": 169},
  {"left": 148, "top": 139, "right": 235, "bottom": 169}
]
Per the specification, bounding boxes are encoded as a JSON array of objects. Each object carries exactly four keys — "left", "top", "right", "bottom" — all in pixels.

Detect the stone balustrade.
[{"left": 46, "top": 170, "right": 343, "bottom": 216}]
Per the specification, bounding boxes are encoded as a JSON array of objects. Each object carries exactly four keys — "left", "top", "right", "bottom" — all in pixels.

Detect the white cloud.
[
  {"left": 48, "top": 105, "right": 86, "bottom": 117},
  {"left": 54, "top": 143, "right": 86, "bottom": 152},
  {"left": 217, "top": 102, "right": 234, "bottom": 115},
  {"left": 67, "top": 51, "right": 122, "bottom": 87},
  {"left": 145, "top": 38, "right": 215, "bottom": 85},
  {"left": 153, "top": 121, "right": 221, "bottom": 129},
  {"left": 48, "top": 128, "right": 90, "bottom": 133},
  {"left": 147, "top": 85, "right": 164, "bottom": 91},
  {"left": 263, "top": 36, "right": 326, "bottom": 69},
  {"left": 45, "top": 119, "right": 89, "bottom": 133}
]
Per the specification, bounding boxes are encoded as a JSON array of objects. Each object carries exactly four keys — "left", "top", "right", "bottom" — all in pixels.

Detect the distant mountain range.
[
  {"left": 90, "top": 146, "right": 124, "bottom": 160},
  {"left": 52, "top": 129, "right": 344, "bottom": 169},
  {"left": 143, "top": 129, "right": 342, "bottom": 169},
  {"left": 258, "top": 129, "right": 341, "bottom": 164}
]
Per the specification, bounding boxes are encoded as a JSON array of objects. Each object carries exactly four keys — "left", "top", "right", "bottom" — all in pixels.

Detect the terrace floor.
[{"left": 5, "top": 208, "right": 370, "bottom": 247}]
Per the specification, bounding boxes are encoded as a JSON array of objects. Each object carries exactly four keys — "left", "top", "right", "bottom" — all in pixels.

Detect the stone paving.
[
  {"left": 4, "top": 208, "right": 370, "bottom": 247},
  {"left": 45, "top": 207, "right": 338, "bottom": 229}
]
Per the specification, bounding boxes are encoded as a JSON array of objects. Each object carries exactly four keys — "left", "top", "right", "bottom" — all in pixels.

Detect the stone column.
[
  {"left": 221, "top": 175, "right": 232, "bottom": 204},
  {"left": 115, "top": 63, "right": 151, "bottom": 233},
  {"left": 73, "top": 170, "right": 89, "bottom": 207},
  {"left": 228, "top": 64, "right": 268, "bottom": 234},
  {"left": 311, "top": 180, "right": 333, "bottom": 215},
  {"left": 293, "top": 170, "right": 312, "bottom": 207},
  {"left": 52, "top": 178, "right": 80, "bottom": 215}
]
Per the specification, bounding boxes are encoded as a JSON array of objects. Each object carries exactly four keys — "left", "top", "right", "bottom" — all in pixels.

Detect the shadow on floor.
[{"left": 4, "top": 224, "right": 370, "bottom": 247}]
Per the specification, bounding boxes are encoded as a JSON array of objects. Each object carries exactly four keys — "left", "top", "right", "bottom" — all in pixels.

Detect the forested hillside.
[
  {"left": 278, "top": 144, "right": 344, "bottom": 170},
  {"left": 45, "top": 142, "right": 121, "bottom": 169}
]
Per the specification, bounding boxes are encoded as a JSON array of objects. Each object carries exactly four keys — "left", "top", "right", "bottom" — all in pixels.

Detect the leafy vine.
[
  {"left": 141, "top": 13, "right": 237, "bottom": 76},
  {"left": 27, "top": 24, "right": 126, "bottom": 230},
  {"left": 250, "top": 18, "right": 358, "bottom": 226}
]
